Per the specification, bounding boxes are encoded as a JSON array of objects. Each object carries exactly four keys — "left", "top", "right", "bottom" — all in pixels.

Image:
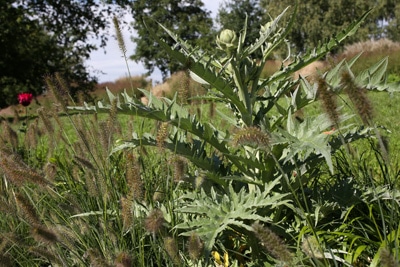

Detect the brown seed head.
[
  {"left": 115, "top": 252, "right": 133, "bottom": 267},
  {"left": 144, "top": 208, "right": 165, "bottom": 235},
  {"left": 317, "top": 77, "right": 340, "bottom": 127},
  {"left": 233, "top": 126, "right": 270, "bottom": 149},
  {"left": 187, "top": 233, "right": 204, "bottom": 260},
  {"left": 342, "top": 71, "right": 374, "bottom": 125},
  {"left": 252, "top": 222, "right": 292, "bottom": 263},
  {"left": 164, "top": 236, "right": 180, "bottom": 264},
  {"left": 32, "top": 226, "right": 58, "bottom": 244}
]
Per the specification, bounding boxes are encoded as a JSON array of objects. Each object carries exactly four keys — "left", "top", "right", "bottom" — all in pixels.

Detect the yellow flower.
[{"left": 212, "top": 251, "right": 229, "bottom": 267}]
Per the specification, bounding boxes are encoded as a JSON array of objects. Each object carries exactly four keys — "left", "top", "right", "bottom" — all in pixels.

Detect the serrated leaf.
[
  {"left": 175, "top": 180, "right": 291, "bottom": 253},
  {"left": 244, "top": 6, "right": 291, "bottom": 57},
  {"left": 144, "top": 19, "right": 248, "bottom": 119},
  {"left": 261, "top": 9, "right": 372, "bottom": 88}
]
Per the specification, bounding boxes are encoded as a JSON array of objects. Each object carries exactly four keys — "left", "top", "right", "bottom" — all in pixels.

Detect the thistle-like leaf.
[
  {"left": 281, "top": 112, "right": 353, "bottom": 174},
  {"left": 244, "top": 6, "right": 292, "bottom": 58},
  {"left": 175, "top": 178, "right": 292, "bottom": 254},
  {"left": 69, "top": 89, "right": 256, "bottom": 176},
  {"left": 143, "top": 19, "right": 248, "bottom": 118},
  {"left": 260, "top": 9, "right": 372, "bottom": 88},
  {"left": 354, "top": 57, "right": 388, "bottom": 89}
]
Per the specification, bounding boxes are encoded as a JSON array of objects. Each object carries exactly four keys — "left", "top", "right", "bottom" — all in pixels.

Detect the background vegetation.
[{"left": 2, "top": 0, "right": 399, "bottom": 108}]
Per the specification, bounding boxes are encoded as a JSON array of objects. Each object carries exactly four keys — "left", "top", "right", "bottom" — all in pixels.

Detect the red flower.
[{"left": 18, "top": 93, "right": 33, "bottom": 107}]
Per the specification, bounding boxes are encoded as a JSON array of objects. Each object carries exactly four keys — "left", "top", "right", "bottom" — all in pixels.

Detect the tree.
[
  {"left": 383, "top": 0, "right": 400, "bottom": 41},
  {"left": 0, "top": 0, "right": 124, "bottom": 108},
  {"left": 0, "top": 2, "right": 62, "bottom": 108},
  {"left": 260, "top": 0, "right": 400, "bottom": 53},
  {"left": 216, "top": 0, "right": 265, "bottom": 50},
  {"left": 130, "top": 0, "right": 215, "bottom": 79}
]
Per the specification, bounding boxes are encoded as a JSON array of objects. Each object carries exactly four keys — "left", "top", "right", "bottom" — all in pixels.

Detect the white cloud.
[{"left": 87, "top": 1, "right": 222, "bottom": 84}]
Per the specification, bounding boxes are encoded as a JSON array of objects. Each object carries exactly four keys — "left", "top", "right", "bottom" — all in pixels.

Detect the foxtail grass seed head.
[
  {"left": 113, "top": 16, "right": 127, "bottom": 55},
  {"left": 32, "top": 226, "right": 58, "bottom": 244},
  {"left": 44, "top": 162, "right": 57, "bottom": 181},
  {"left": 171, "top": 156, "right": 186, "bottom": 182},
  {"left": 233, "top": 126, "right": 270, "bottom": 149},
  {"left": 85, "top": 171, "right": 99, "bottom": 197},
  {"left": 187, "top": 233, "right": 204, "bottom": 260},
  {"left": 106, "top": 98, "right": 119, "bottom": 138},
  {"left": 73, "top": 156, "right": 95, "bottom": 171},
  {"left": 99, "top": 120, "right": 111, "bottom": 154},
  {"left": 15, "top": 193, "right": 41, "bottom": 226},
  {"left": 0, "top": 155, "right": 47, "bottom": 187},
  {"left": 164, "top": 236, "right": 180, "bottom": 265},
  {"left": 74, "top": 117, "right": 93, "bottom": 156},
  {"left": 144, "top": 208, "right": 165, "bottom": 235},
  {"left": 25, "top": 168, "right": 48, "bottom": 187},
  {"left": 380, "top": 248, "right": 399, "bottom": 267},
  {"left": 115, "top": 252, "right": 133, "bottom": 267},
  {"left": 54, "top": 72, "right": 71, "bottom": 105},
  {"left": 252, "top": 222, "right": 292, "bottom": 263},
  {"left": 301, "top": 235, "right": 324, "bottom": 259},
  {"left": 152, "top": 191, "right": 165, "bottom": 202},
  {"left": 85, "top": 249, "right": 112, "bottom": 267},
  {"left": 25, "top": 118, "right": 39, "bottom": 148},
  {"left": 178, "top": 71, "right": 190, "bottom": 105},
  {"left": 45, "top": 75, "right": 67, "bottom": 112},
  {"left": 209, "top": 101, "right": 215, "bottom": 118},
  {"left": 28, "top": 247, "right": 62, "bottom": 266},
  {"left": 156, "top": 122, "right": 169, "bottom": 150},
  {"left": 120, "top": 197, "right": 133, "bottom": 230},
  {"left": 342, "top": 71, "right": 374, "bottom": 125},
  {"left": 0, "top": 157, "right": 24, "bottom": 186},
  {"left": 125, "top": 152, "right": 144, "bottom": 202},
  {"left": 1, "top": 120, "right": 18, "bottom": 150},
  {"left": 37, "top": 107, "right": 54, "bottom": 135},
  {"left": 317, "top": 77, "right": 340, "bottom": 127}
]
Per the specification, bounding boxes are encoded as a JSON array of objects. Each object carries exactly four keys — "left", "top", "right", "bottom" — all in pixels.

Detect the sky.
[{"left": 86, "top": 0, "right": 222, "bottom": 84}]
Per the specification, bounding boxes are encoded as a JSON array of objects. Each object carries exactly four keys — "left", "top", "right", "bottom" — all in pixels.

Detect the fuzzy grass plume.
[
  {"left": 232, "top": 126, "right": 270, "bottom": 149},
  {"left": 125, "top": 152, "right": 144, "bottom": 202},
  {"left": 144, "top": 208, "right": 165, "bottom": 236},
  {"left": 317, "top": 76, "right": 340, "bottom": 127},
  {"left": 187, "top": 233, "right": 204, "bottom": 261},
  {"left": 342, "top": 71, "right": 374, "bottom": 125},
  {"left": 252, "top": 222, "right": 292, "bottom": 263}
]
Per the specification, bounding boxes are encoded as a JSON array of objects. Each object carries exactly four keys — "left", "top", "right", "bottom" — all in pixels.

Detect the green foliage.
[
  {"left": 217, "top": 0, "right": 265, "bottom": 54},
  {"left": 175, "top": 179, "right": 292, "bottom": 253},
  {"left": 260, "top": 0, "right": 400, "bottom": 53},
  {"left": 0, "top": 1, "right": 130, "bottom": 108},
  {"left": 0, "top": 2, "right": 62, "bottom": 108},
  {"left": 130, "top": 0, "right": 215, "bottom": 79}
]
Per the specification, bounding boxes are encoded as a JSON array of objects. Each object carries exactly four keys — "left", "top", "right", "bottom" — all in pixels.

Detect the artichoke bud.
[{"left": 216, "top": 29, "right": 237, "bottom": 52}]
